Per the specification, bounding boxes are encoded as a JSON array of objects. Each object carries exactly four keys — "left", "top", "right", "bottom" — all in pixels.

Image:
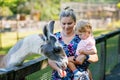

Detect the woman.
[{"left": 48, "top": 7, "right": 98, "bottom": 80}]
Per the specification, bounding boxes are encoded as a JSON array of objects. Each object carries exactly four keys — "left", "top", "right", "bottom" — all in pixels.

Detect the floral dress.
[{"left": 51, "top": 32, "right": 90, "bottom": 80}]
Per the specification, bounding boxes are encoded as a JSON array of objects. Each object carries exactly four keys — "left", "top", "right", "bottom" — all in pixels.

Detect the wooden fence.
[
  {"left": 0, "top": 29, "right": 120, "bottom": 80},
  {"left": 95, "top": 29, "right": 120, "bottom": 80}
]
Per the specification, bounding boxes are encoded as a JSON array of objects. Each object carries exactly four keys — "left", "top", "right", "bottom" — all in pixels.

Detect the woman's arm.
[
  {"left": 76, "top": 53, "right": 99, "bottom": 64},
  {"left": 68, "top": 54, "right": 86, "bottom": 65},
  {"left": 68, "top": 53, "right": 98, "bottom": 65},
  {"left": 87, "top": 53, "right": 99, "bottom": 63},
  {"left": 48, "top": 59, "right": 60, "bottom": 71}
]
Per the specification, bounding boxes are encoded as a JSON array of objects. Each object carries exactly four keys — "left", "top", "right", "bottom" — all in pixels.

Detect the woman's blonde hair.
[
  {"left": 59, "top": 7, "right": 76, "bottom": 22},
  {"left": 75, "top": 21, "right": 92, "bottom": 33}
]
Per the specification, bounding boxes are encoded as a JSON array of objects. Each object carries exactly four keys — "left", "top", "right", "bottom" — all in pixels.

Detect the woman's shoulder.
[
  {"left": 54, "top": 32, "right": 61, "bottom": 37},
  {"left": 75, "top": 34, "right": 79, "bottom": 38},
  {"left": 54, "top": 32, "right": 61, "bottom": 39},
  {"left": 75, "top": 34, "right": 80, "bottom": 39},
  {"left": 54, "top": 32, "right": 60, "bottom": 35},
  {"left": 73, "top": 34, "right": 81, "bottom": 42}
]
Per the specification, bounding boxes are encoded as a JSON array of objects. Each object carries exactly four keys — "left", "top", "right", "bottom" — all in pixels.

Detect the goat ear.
[
  {"left": 48, "top": 20, "right": 55, "bottom": 34},
  {"left": 43, "top": 24, "right": 48, "bottom": 40}
]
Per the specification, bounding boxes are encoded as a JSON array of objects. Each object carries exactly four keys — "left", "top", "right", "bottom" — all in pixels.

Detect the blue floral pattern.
[{"left": 56, "top": 32, "right": 80, "bottom": 57}]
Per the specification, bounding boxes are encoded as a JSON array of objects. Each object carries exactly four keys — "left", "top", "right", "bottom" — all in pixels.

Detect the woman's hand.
[
  {"left": 75, "top": 54, "right": 86, "bottom": 64},
  {"left": 57, "top": 69, "right": 66, "bottom": 78},
  {"left": 68, "top": 54, "right": 86, "bottom": 65},
  {"left": 76, "top": 53, "right": 99, "bottom": 64},
  {"left": 48, "top": 59, "right": 67, "bottom": 78}
]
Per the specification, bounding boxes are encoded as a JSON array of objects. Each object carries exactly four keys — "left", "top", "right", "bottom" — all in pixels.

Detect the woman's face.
[{"left": 60, "top": 17, "right": 76, "bottom": 34}]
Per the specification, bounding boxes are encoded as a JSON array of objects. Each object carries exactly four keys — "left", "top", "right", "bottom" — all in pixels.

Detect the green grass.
[
  {"left": 93, "top": 28, "right": 113, "bottom": 37},
  {"left": 26, "top": 66, "right": 52, "bottom": 80}
]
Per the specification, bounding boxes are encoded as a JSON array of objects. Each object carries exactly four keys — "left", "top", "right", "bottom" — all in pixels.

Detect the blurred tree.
[
  {"left": 17, "top": 0, "right": 60, "bottom": 20},
  {"left": 40, "top": 0, "right": 60, "bottom": 20},
  {"left": 61, "top": 0, "right": 84, "bottom": 2},
  {"left": 61, "top": 0, "right": 120, "bottom": 3},
  {"left": 0, "top": 6, "right": 13, "bottom": 16},
  {"left": 0, "top": 0, "right": 120, "bottom": 20},
  {"left": 0, "top": 0, "right": 28, "bottom": 16}
]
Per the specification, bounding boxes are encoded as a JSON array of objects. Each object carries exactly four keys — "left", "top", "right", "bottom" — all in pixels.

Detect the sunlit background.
[
  {"left": 0, "top": 0, "right": 120, "bottom": 80},
  {"left": 0, "top": 0, "right": 120, "bottom": 49}
]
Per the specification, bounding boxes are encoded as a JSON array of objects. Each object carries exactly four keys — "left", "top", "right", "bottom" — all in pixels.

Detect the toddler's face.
[{"left": 77, "top": 31, "right": 90, "bottom": 40}]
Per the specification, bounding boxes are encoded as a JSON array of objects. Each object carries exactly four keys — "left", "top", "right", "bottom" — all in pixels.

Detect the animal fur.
[{"left": 0, "top": 21, "right": 68, "bottom": 71}]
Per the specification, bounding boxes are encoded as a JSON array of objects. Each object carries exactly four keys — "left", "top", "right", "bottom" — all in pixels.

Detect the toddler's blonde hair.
[{"left": 75, "top": 21, "right": 92, "bottom": 34}]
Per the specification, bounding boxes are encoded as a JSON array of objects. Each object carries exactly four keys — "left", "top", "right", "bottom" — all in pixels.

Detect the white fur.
[
  {"left": 6, "top": 34, "right": 44, "bottom": 68},
  {"left": 0, "top": 21, "right": 68, "bottom": 71}
]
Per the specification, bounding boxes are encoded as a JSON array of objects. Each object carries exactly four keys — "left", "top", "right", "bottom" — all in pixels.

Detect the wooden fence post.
[
  {"left": 0, "top": 32, "right": 2, "bottom": 49},
  {"left": 99, "top": 36, "right": 106, "bottom": 80},
  {"left": 19, "top": 77, "right": 25, "bottom": 80},
  {"left": 118, "top": 34, "right": 120, "bottom": 63},
  {"left": 0, "top": 69, "right": 14, "bottom": 80}
]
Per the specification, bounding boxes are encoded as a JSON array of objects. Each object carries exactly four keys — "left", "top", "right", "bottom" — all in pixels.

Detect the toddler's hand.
[{"left": 79, "top": 50, "right": 85, "bottom": 54}]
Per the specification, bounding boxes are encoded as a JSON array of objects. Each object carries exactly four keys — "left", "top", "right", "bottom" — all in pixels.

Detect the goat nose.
[{"left": 53, "top": 47, "right": 61, "bottom": 52}]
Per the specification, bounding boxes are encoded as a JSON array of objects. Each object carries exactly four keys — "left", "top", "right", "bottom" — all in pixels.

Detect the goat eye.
[
  {"left": 53, "top": 46, "right": 61, "bottom": 53},
  {"left": 40, "top": 45, "right": 44, "bottom": 48},
  {"left": 50, "top": 36, "right": 57, "bottom": 42}
]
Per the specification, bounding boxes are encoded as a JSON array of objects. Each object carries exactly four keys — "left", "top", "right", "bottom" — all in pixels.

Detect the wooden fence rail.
[
  {"left": 0, "top": 29, "right": 120, "bottom": 80},
  {"left": 0, "top": 57, "right": 48, "bottom": 80}
]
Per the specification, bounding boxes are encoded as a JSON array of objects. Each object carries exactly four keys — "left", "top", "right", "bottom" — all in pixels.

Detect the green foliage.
[
  {"left": 0, "top": 0, "right": 120, "bottom": 20},
  {"left": 40, "top": 0, "right": 60, "bottom": 20},
  {"left": 0, "top": 0, "right": 17, "bottom": 6},
  {"left": 61, "top": 0, "right": 84, "bottom": 2},
  {"left": 0, "top": 0, "right": 17, "bottom": 16},
  {"left": 0, "top": 6, "right": 13, "bottom": 16},
  {"left": 0, "top": 0, "right": 28, "bottom": 16},
  {"left": 16, "top": 0, "right": 60, "bottom": 20}
]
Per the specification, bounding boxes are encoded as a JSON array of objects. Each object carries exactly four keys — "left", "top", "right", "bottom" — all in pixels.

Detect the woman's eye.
[
  {"left": 68, "top": 22, "right": 72, "bottom": 25},
  {"left": 63, "top": 23, "right": 66, "bottom": 25}
]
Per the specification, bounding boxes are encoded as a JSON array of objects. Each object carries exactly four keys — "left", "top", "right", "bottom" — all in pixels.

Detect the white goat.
[{"left": 0, "top": 21, "right": 68, "bottom": 71}]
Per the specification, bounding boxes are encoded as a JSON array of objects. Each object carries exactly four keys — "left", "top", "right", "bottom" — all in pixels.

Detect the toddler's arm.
[{"left": 79, "top": 49, "right": 97, "bottom": 55}]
